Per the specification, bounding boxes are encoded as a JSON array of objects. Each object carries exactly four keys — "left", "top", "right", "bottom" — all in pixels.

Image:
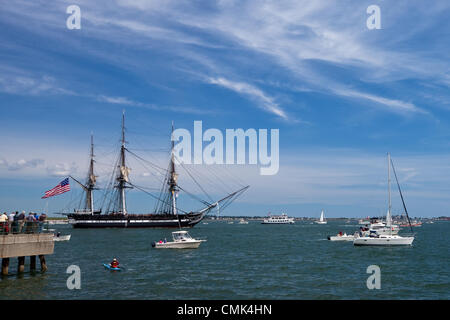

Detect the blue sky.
[{"left": 0, "top": 0, "right": 449, "bottom": 217}]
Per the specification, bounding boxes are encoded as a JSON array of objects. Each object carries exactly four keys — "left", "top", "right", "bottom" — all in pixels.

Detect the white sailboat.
[
  {"left": 354, "top": 153, "right": 414, "bottom": 246},
  {"left": 315, "top": 210, "right": 327, "bottom": 224}
]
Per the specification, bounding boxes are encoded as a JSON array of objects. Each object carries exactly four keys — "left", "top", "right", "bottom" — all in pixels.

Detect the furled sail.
[{"left": 120, "top": 166, "right": 131, "bottom": 182}]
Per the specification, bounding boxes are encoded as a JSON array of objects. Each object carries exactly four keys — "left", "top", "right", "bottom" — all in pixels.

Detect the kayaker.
[{"left": 110, "top": 258, "right": 119, "bottom": 268}]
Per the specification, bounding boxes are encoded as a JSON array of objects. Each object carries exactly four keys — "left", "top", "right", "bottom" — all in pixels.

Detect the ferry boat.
[
  {"left": 66, "top": 114, "right": 248, "bottom": 228},
  {"left": 262, "top": 213, "right": 294, "bottom": 224}
]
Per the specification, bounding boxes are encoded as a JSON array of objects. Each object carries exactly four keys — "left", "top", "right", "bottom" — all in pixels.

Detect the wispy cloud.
[
  {"left": 207, "top": 77, "right": 289, "bottom": 120},
  {"left": 0, "top": 71, "right": 74, "bottom": 96},
  {"left": 0, "top": 158, "right": 45, "bottom": 171},
  {"left": 46, "top": 162, "right": 78, "bottom": 177},
  {"left": 3, "top": 0, "right": 448, "bottom": 120},
  {"left": 97, "top": 94, "right": 213, "bottom": 115},
  {"left": 333, "top": 88, "right": 427, "bottom": 115}
]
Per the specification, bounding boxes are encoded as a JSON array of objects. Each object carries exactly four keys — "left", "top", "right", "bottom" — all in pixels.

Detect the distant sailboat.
[{"left": 315, "top": 210, "right": 327, "bottom": 224}]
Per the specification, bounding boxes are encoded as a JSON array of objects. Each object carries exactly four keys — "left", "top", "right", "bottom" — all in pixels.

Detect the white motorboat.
[
  {"left": 314, "top": 210, "right": 327, "bottom": 224},
  {"left": 238, "top": 218, "right": 249, "bottom": 224},
  {"left": 151, "top": 231, "right": 206, "bottom": 249},
  {"left": 53, "top": 233, "right": 71, "bottom": 242},
  {"left": 262, "top": 213, "right": 294, "bottom": 224},
  {"left": 328, "top": 232, "right": 355, "bottom": 241},
  {"left": 358, "top": 218, "right": 370, "bottom": 225},
  {"left": 369, "top": 216, "right": 400, "bottom": 235}
]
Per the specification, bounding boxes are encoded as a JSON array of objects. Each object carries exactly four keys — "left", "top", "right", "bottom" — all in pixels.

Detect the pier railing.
[{"left": 0, "top": 221, "right": 51, "bottom": 235}]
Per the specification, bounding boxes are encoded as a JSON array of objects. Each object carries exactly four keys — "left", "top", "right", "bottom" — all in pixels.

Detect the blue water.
[{"left": 0, "top": 221, "right": 449, "bottom": 299}]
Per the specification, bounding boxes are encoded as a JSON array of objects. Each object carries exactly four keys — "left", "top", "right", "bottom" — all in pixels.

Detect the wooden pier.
[{"left": 0, "top": 233, "right": 54, "bottom": 275}]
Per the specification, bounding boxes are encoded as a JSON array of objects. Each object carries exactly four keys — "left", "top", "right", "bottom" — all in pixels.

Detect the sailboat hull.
[
  {"left": 67, "top": 212, "right": 206, "bottom": 228},
  {"left": 353, "top": 236, "right": 414, "bottom": 246}
]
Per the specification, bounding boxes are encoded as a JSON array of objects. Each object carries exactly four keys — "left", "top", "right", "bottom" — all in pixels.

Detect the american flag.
[{"left": 41, "top": 178, "right": 70, "bottom": 199}]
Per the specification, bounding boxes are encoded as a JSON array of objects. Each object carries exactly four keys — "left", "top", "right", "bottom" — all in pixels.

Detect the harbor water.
[{"left": 0, "top": 220, "right": 448, "bottom": 299}]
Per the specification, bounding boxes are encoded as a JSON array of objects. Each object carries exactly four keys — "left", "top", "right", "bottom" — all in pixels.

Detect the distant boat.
[
  {"left": 358, "top": 218, "right": 370, "bottom": 225},
  {"left": 262, "top": 213, "right": 294, "bottom": 224},
  {"left": 400, "top": 221, "right": 422, "bottom": 227},
  {"left": 151, "top": 231, "right": 206, "bottom": 249},
  {"left": 328, "top": 232, "right": 355, "bottom": 241},
  {"left": 53, "top": 234, "right": 71, "bottom": 242},
  {"left": 369, "top": 215, "right": 400, "bottom": 235},
  {"left": 238, "top": 218, "right": 249, "bottom": 224},
  {"left": 315, "top": 210, "right": 327, "bottom": 224},
  {"left": 47, "top": 219, "right": 69, "bottom": 225}
]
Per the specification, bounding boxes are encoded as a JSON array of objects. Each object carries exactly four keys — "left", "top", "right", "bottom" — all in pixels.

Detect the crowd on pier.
[{"left": 0, "top": 211, "right": 47, "bottom": 234}]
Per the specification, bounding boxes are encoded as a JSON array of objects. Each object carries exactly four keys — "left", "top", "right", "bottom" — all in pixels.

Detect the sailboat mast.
[
  {"left": 387, "top": 152, "right": 392, "bottom": 234},
  {"left": 388, "top": 152, "right": 391, "bottom": 217}
]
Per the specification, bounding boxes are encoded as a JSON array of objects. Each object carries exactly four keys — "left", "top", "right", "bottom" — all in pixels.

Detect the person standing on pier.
[
  {"left": 0, "top": 212, "right": 9, "bottom": 234},
  {"left": 8, "top": 211, "right": 15, "bottom": 233},
  {"left": 16, "top": 211, "right": 25, "bottom": 232},
  {"left": 25, "top": 213, "right": 37, "bottom": 233}
]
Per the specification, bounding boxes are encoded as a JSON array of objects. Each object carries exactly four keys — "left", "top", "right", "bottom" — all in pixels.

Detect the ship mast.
[
  {"left": 69, "top": 134, "right": 97, "bottom": 214},
  {"left": 116, "top": 111, "right": 130, "bottom": 215},
  {"left": 169, "top": 121, "right": 179, "bottom": 215},
  {"left": 86, "top": 133, "right": 96, "bottom": 214}
]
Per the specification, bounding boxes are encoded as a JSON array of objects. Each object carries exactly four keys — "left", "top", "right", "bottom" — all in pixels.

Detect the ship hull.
[{"left": 67, "top": 212, "right": 205, "bottom": 229}]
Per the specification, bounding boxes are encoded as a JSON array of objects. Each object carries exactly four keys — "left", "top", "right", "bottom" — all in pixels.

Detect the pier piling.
[
  {"left": 18, "top": 256, "right": 25, "bottom": 273},
  {"left": 39, "top": 255, "right": 47, "bottom": 272},
  {"left": 30, "top": 256, "right": 36, "bottom": 271},
  {"left": 2, "top": 258, "right": 9, "bottom": 276}
]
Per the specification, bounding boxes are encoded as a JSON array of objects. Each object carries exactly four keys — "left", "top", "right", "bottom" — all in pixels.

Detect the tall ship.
[{"left": 67, "top": 114, "right": 248, "bottom": 228}]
